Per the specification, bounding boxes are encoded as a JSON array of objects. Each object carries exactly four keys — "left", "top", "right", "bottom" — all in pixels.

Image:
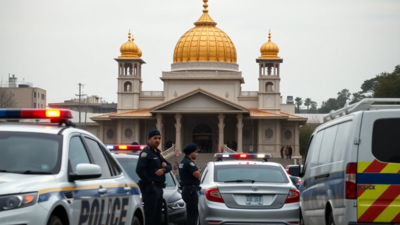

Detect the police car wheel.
[
  {"left": 131, "top": 216, "right": 141, "bottom": 225},
  {"left": 47, "top": 215, "right": 63, "bottom": 225},
  {"left": 328, "top": 212, "right": 335, "bottom": 225}
]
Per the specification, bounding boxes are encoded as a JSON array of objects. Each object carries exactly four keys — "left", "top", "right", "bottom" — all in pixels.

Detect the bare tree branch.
[{"left": 0, "top": 88, "right": 17, "bottom": 108}]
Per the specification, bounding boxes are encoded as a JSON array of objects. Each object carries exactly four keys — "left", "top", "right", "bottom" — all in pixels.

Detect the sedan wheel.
[
  {"left": 47, "top": 215, "right": 63, "bottom": 225},
  {"left": 197, "top": 216, "right": 201, "bottom": 225}
]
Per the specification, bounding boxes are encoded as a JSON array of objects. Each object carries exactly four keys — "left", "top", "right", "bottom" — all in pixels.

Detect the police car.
[
  {"left": 0, "top": 109, "right": 144, "bottom": 225},
  {"left": 198, "top": 153, "right": 300, "bottom": 225},
  {"left": 289, "top": 98, "right": 400, "bottom": 225}
]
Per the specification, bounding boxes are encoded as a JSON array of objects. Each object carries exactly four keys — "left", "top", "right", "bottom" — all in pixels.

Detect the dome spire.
[
  {"left": 259, "top": 30, "right": 280, "bottom": 59},
  {"left": 194, "top": 0, "right": 217, "bottom": 27},
  {"left": 119, "top": 30, "right": 142, "bottom": 59}
]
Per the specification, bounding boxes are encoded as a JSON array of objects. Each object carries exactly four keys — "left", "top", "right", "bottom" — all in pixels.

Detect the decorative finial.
[
  {"left": 203, "top": 0, "right": 209, "bottom": 13},
  {"left": 128, "top": 30, "right": 131, "bottom": 41},
  {"left": 268, "top": 30, "right": 271, "bottom": 41}
]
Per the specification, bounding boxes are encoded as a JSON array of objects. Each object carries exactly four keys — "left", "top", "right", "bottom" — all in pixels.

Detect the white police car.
[{"left": 0, "top": 109, "right": 144, "bottom": 225}]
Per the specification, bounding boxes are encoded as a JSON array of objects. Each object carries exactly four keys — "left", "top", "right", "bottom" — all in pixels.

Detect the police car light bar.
[
  {"left": 0, "top": 109, "right": 73, "bottom": 119},
  {"left": 107, "top": 145, "right": 146, "bottom": 151},
  {"left": 214, "top": 153, "right": 272, "bottom": 159}
]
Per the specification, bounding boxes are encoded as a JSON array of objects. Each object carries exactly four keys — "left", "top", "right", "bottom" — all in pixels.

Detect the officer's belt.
[
  {"left": 153, "top": 182, "right": 166, "bottom": 188},
  {"left": 182, "top": 185, "right": 200, "bottom": 188}
]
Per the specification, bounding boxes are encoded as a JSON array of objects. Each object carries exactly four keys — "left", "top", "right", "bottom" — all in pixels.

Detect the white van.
[{"left": 289, "top": 98, "right": 400, "bottom": 225}]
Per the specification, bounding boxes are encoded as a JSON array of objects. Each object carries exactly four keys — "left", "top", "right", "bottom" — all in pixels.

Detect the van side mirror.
[
  {"left": 288, "top": 165, "right": 302, "bottom": 177},
  {"left": 69, "top": 164, "right": 102, "bottom": 182}
]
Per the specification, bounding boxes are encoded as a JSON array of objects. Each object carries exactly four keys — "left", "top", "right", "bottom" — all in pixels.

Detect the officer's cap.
[
  {"left": 183, "top": 143, "right": 198, "bottom": 155},
  {"left": 131, "top": 142, "right": 139, "bottom": 145},
  {"left": 148, "top": 129, "right": 161, "bottom": 139}
]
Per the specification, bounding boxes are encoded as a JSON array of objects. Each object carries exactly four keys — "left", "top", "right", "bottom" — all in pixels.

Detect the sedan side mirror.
[
  {"left": 69, "top": 164, "right": 102, "bottom": 182},
  {"left": 288, "top": 165, "right": 302, "bottom": 177}
]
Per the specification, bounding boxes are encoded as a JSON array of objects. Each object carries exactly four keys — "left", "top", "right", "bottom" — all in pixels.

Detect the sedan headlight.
[
  {"left": 168, "top": 199, "right": 186, "bottom": 210},
  {"left": 0, "top": 192, "right": 38, "bottom": 211}
]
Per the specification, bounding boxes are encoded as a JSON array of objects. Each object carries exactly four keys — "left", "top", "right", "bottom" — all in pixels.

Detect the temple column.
[
  {"left": 276, "top": 119, "right": 281, "bottom": 156},
  {"left": 237, "top": 114, "right": 243, "bottom": 152},
  {"left": 133, "top": 119, "right": 140, "bottom": 144},
  {"left": 294, "top": 122, "right": 300, "bottom": 156},
  {"left": 99, "top": 121, "right": 104, "bottom": 142},
  {"left": 258, "top": 119, "right": 262, "bottom": 152},
  {"left": 156, "top": 114, "right": 163, "bottom": 150},
  {"left": 175, "top": 114, "right": 182, "bottom": 153},
  {"left": 116, "top": 119, "right": 122, "bottom": 143},
  {"left": 218, "top": 114, "right": 225, "bottom": 153}
]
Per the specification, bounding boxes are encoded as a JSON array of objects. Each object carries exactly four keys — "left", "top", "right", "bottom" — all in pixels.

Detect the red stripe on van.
[
  {"left": 363, "top": 159, "right": 388, "bottom": 173},
  {"left": 392, "top": 211, "right": 400, "bottom": 223},
  {"left": 358, "top": 188, "right": 366, "bottom": 198},
  {"left": 358, "top": 185, "right": 400, "bottom": 222}
]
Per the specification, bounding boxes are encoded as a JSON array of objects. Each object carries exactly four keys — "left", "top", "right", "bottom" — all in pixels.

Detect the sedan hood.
[{"left": 0, "top": 173, "right": 56, "bottom": 195}]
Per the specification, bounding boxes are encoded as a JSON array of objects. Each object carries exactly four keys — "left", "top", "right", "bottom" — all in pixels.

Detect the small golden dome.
[
  {"left": 119, "top": 31, "right": 142, "bottom": 59},
  {"left": 259, "top": 31, "right": 280, "bottom": 59},
  {"left": 173, "top": 0, "right": 237, "bottom": 63}
]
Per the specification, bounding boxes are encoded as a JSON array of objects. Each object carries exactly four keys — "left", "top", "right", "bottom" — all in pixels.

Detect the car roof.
[
  {"left": 213, "top": 160, "right": 282, "bottom": 167},
  {"left": 0, "top": 123, "right": 66, "bottom": 135}
]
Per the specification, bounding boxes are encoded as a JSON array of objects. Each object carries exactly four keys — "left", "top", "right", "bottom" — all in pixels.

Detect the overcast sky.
[{"left": 0, "top": 0, "right": 399, "bottom": 107}]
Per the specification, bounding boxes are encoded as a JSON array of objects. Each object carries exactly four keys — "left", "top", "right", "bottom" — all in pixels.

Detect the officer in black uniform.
[
  {"left": 136, "top": 129, "right": 172, "bottom": 225},
  {"left": 179, "top": 143, "right": 201, "bottom": 225}
]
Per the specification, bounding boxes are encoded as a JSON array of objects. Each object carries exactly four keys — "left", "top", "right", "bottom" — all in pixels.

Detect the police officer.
[
  {"left": 136, "top": 129, "right": 172, "bottom": 225},
  {"left": 179, "top": 143, "right": 201, "bottom": 225}
]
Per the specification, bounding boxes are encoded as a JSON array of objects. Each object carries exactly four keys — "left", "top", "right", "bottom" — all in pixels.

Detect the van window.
[
  {"left": 310, "top": 130, "right": 325, "bottom": 168},
  {"left": 372, "top": 119, "right": 400, "bottom": 163},
  {"left": 332, "top": 121, "right": 352, "bottom": 162},
  {"left": 318, "top": 125, "right": 338, "bottom": 165},
  {"left": 303, "top": 136, "right": 315, "bottom": 174}
]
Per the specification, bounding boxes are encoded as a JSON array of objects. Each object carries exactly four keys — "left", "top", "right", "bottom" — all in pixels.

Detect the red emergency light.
[
  {"left": 107, "top": 145, "right": 146, "bottom": 151},
  {"left": 214, "top": 153, "right": 272, "bottom": 161},
  {"left": 0, "top": 109, "right": 73, "bottom": 119}
]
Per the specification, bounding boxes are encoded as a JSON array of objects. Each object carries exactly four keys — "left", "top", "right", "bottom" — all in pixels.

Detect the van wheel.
[
  {"left": 47, "top": 215, "right": 63, "bottom": 225},
  {"left": 328, "top": 212, "right": 335, "bottom": 225},
  {"left": 131, "top": 216, "right": 141, "bottom": 225}
]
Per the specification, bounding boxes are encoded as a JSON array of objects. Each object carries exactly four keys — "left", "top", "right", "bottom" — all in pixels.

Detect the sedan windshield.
[
  {"left": 214, "top": 164, "right": 289, "bottom": 183},
  {"left": 0, "top": 132, "right": 62, "bottom": 174},
  {"left": 116, "top": 157, "right": 176, "bottom": 187}
]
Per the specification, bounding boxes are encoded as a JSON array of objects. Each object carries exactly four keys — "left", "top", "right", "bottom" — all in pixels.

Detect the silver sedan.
[{"left": 198, "top": 154, "right": 300, "bottom": 225}]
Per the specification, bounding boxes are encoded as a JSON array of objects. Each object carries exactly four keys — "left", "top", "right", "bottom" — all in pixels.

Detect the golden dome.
[
  {"left": 259, "top": 31, "right": 280, "bottom": 59},
  {"left": 173, "top": 0, "right": 237, "bottom": 63},
  {"left": 119, "top": 31, "right": 142, "bottom": 59}
]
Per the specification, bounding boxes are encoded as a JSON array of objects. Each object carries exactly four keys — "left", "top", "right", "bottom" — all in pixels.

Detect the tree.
[
  {"left": 373, "top": 65, "right": 400, "bottom": 98},
  {"left": 299, "top": 123, "right": 319, "bottom": 156},
  {"left": 304, "top": 98, "right": 312, "bottom": 113},
  {"left": 319, "top": 98, "right": 339, "bottom": 113},
  {"left": 310, "top": 101, "right": 318, "bottom": 113},
  {"left": 295, "top": 97, "right": 303, "bottom": 113},
  {"left": 336, "top": 89, "right": 351, "bottom": 108},
  {"left": 350, "top": 92, "right": 367, "bottom": 104},
  {"left": 0, "top": 88, "right": 16, "bottom": 108},
  {"left": 360, "top": 77, "right": 379, "bottom": 94}
]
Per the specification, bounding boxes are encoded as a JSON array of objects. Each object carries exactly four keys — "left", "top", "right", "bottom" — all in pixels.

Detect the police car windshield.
[
  {"left": 214, "top": 165, "right": 289, "bottom": 183},
  {"left": 116, "top": 157, "right": 176, "bottom": 188},
  {"left": 0, "top": 132, "right": 62, "bottom": 174}
]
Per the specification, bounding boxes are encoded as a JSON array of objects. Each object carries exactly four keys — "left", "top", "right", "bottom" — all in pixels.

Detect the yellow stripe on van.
[
  {"left": 358, "top": 162, "right": 372, "bottom": 173},
  {"left": 358, "top": 185, "right": 390, "bottom": 219},
  {"left": 374, "top": 194, "right": 400, "bottom": 222},
  {"left": 380, "top": 164, "right": 400, "bottom": 174}
]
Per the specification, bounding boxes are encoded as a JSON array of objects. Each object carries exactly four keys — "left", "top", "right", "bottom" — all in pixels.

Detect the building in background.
[
  {"left": 49, "top": 95, "right": 117, "bottom": 113},
  {"left": 0, "top": 74, "right": 46, "bottom": 108},
  {"left": 92, "top": 0, "right": 307, "bottom": 157}
]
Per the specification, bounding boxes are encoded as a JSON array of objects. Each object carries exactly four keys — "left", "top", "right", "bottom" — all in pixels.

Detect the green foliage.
[
  {"left": 360, "top": 77, "right": 379, "bottom": 94},
  {"left": 318, "top": 98, "right": 339, "bottom": 113},
  {"left": 295, "top": 97, "right": 303, "bottom": 113},
  {"left": 336, "top": 89, "right": 351, "bottom": 108},
  {"left": 350, "top": 92, "right": 368, "bottom": 104},
  {"left": 310, "top": 101, "right": 318, "bottom": 113},
  {"left": 373, "top": 65, "right": 400, "bottom": 98},
  {"left": 300, "top": 124, "right": 319, "bottom": 156},
  {"left": 304, "top": 98, "right": 312, "bottom": 113}
]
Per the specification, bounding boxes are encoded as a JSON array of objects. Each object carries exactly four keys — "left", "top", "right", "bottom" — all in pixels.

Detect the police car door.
[
  {"left": 82, "top": 136, "right": 135, "bottom": 225},
  {"left": 356, "top": 110, "right": 400, "bottom": 223},
  {"left": 68, "top": 135, "right": 108, "bottom": 225}
]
